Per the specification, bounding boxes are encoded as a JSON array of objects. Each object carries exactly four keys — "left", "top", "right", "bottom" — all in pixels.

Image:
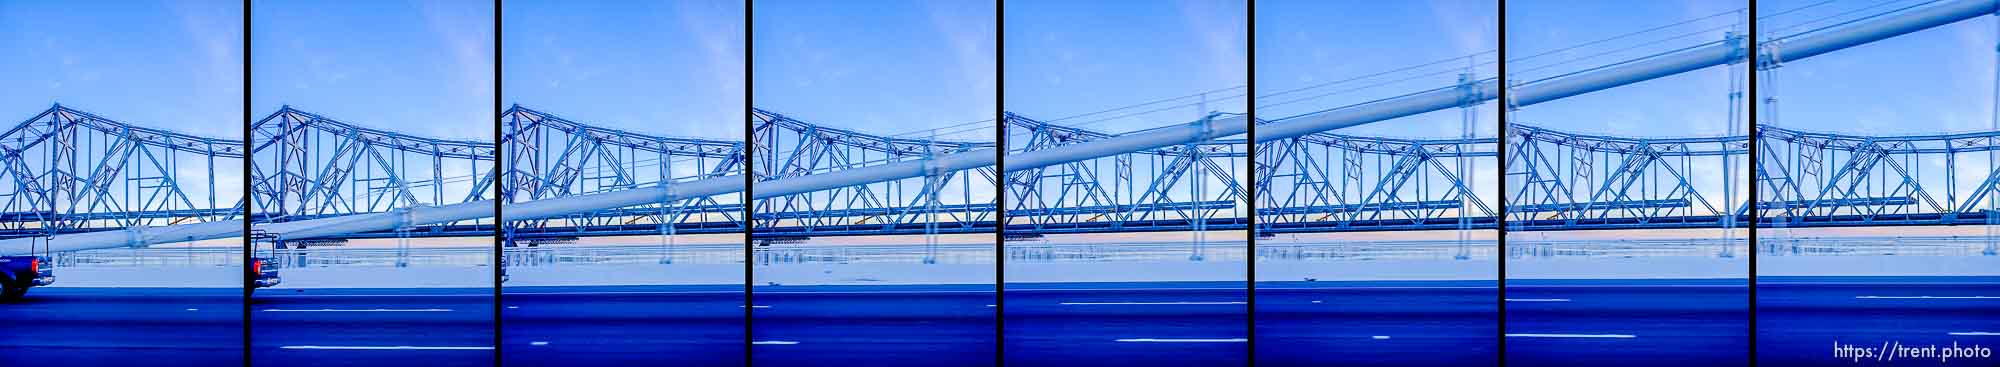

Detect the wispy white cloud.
[
  {"left": 675, "top": 0, "right": 747, "bottom": 139},
  {"left": 165, "top": 0, "right": 243, "bottom": 137},
  {"left": 926, "top": 0, "right": 998, "bottom": 121},
  {"left": 416, "top": 0, "right": 495, "bottom": 140},
  {"left": 1175, "top": 0, "right": 1248, "bottom": 101},
  {"left": 1425, "top": 0, "right": 1496, "bottom": 56}
]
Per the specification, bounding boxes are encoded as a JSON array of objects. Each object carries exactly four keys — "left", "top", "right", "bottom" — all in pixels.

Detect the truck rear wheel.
[{"left": 0, "top": 283, "right": 25, "bottom": 300}]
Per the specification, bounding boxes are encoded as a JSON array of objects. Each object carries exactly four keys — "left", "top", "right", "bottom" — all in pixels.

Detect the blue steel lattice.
[
  {"left": 501, "top": 106, "right": 744, "bottom": 240},
  {"left": 1256, "top": 118, "right": 1496, "bottom": 234},
  {"left": 251, "top": 107, "right": 495, "bottom": 239},
  {"left": 0, "top": 104, "right": 242, "bottom": 239},
  {"left": 752, "top": 108, "right": 997, "bottom": 236},
  {"left": 1005, "top": 113, "right": 1248, "bottom": 235}
]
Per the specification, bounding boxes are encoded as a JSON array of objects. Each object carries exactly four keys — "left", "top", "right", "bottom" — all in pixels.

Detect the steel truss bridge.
[
  {"left": 1757, "top": 126, "right": 2000, "bottom": 228},
  {"left": 751, "top": 109, "right": 993, "bottom": 237},
  {"left": 502, "top": 106, "right": 743, "bottom": 241},
  {"left": 0, "top": 105, "right": 241, "bottom": 240},
  {"left": 1506, "top": 125, "right": 1748, "bottom": 231},
  {"left": 252, "top": 106, "right": 494, "bottom": 240},
  {"left": 1008, "top": 113, "right": 1246, "bottom": 235},
  {"left": 1258, "top": 118, "right": 1494, "bottom": 234},
  {"left": 9, "top": 0, "right": 2000, "bottom": 257}
]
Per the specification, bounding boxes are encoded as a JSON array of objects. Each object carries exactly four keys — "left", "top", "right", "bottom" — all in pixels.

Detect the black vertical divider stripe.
[
  {"left": 1243, "top": 0, "right": 1256, "bottom": 365},
  {"left": 1494, "top": 0, "right": 1509, "bottom": 364},
  {"left": 241, "top": 0, "right": 253, "bottom": 364},
  {"left": 1746, "top": 2, "right": 1759, "bottom": 364},
  {"left": 994, "top": 0, "right": 1006, "bottom": 365},
  {"left": 743, "top": 0, "right": 756, "bottom": 364},
  {"left": 492, "top": 0, "right": 505, "bottom": 364}
]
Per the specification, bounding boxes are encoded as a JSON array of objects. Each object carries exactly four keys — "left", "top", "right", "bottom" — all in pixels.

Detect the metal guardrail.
[
  {"left": 1256, "top": 241, "right": 1494, "bottom": 261},
  {"left": 1758, "top": 236, "right": 2000, "bottom": 257},
  {"left": 1506, "top": 238, "right": 1743, "bottom": 259},
  {"left": 508, "top": 244, "right": 744, "bottom": 266},
  {"left": 759, "top": 244, "right": 994, "bottom": 265},
  {"left": 1007, "top": 242, "right": 1248, "bottom": 263},
  {"left": 264, "top": 247, "right": 492, "bottom": 268},
  {"left": 53, "top": 246, "right": 497, "bottom": 269},
  {"left": 52, "top": 247, "right": 243, "bottom": 268}
]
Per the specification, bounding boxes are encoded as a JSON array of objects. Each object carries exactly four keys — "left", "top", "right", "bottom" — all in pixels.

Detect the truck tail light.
[
  {"left": 253, "top": 260, "right": 262, "bottom": 274},
  {"left": 30, "top": 258, "right": 38, "bottom": 274}
]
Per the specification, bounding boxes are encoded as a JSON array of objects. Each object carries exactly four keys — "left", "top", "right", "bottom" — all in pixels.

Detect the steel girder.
[
  {"left": 1256, "top": 119, "right": 1496, "bottom": 234},
  {"left": 250, "top": 107, "right": 495, "bottom": 238},
  {"left": 752, "top": 109, "right": 997, "bottom": 236},
  {"left": 499, "top": 106, "right": 744, "bottom": 238},
  {"left": 1506, "top": 124, "right": 1749, "bottom": 230},
  {"left": 0, "top": 105, "right": 242, "bottom": 239},
  {"left": 1004, "top": 113, "right": 1247, "bottom": 234},
  {"left": 1757, "top": 125, "right": 2000, "bottom": 228}
]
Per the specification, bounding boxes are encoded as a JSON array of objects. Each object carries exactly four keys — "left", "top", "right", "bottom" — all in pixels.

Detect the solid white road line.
[
  {"left": 1504, "top": 298, "right": 1571, "bottom": 302},
  {"left": 1371, "top": 336, "right": 1391, "bottom": 340},
  {"left": 1060, "top": 301, "right": 1245, "bottom": 306},
  {"left": 262, "top": 309, "right": 454, "bottom": 311},
  {"left": 741, "top": 305, "right": 771, "bottom": 308},
  {"left": 1113, "top": 338, "right": 1248, "bottom": 343},
  {"left": 1949, "top": 332, "right": 2000, "bottom": 336},
  {"left": 530, "top": 342, "right": 550, "bottom": 346},
  {"left": 752, "top": 341, "right": 800, "bottom": 345},
  {"left": 279, "top": 346, "right": 493, "bottom": 350},
  {"left": 1506, "top": 334, "right": 1636, "bottom": 339}
]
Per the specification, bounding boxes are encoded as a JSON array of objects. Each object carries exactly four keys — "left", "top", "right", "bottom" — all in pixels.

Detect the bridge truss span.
[
  {"left": 753, "top": 109, "right": 995, "bottom": 237},
  {"left": 0, "top": 104, "right": 242, "bottom": 239},
  {"left": 1006, "top": 113, "right": 1247, "bottom": 235},
  {"left": 1256, "top": 119, "right": 1495, "bottom": 234},
  {"left": 501, "top": 106, "right": 744, "bottom": 239},
  {"left": 251, "top": 106, "right": 495, "bottom": 239},
  {"left": 1506, "top": 124, "right": 1749, "bottom": 231},
  {"left": 1757, "top": 125, "right": 2000, "bottom": 228}
]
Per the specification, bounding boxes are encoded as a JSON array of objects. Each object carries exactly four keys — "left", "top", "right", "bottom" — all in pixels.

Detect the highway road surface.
[
  {"left": 1758, "top": 276, "right": 2000, "bottom": 366},
  {"left": 1506, "top": 279, "right": 1750, "bottom": 367},
  {"left": 0, "top": 288, "right": 242, "bottom": 366},
  {"left": 753, "top": 284, "right": 996, "bottom": 366},
  {"left": 1255, "top": 280, "right": 1497, "bottom": 366},
  {"left": 250, "top": 288, "right": 494, "bottom": 367},
  {"left": 1005, "top": 282, "right": 1247, "bottom": 367},
  {"left": 502, "top": 285, "right": 744, "bottom": 366}
]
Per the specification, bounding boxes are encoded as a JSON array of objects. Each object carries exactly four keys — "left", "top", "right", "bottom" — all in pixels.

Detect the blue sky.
[
  {"left": 0, "top": 0, "right": 242, "bottom": 139},
  {"left": 1758, "top": 0, "right": 1997, "bottom": 135},
  {"left": 1005, "top": 0, "right": 1246, "bottom": 134},
  {"left": 753, "top": 0, "right": 995, "bottom": 140},
  {"left": 252, "top": 0, "right": 493, "bottom": 140},
  {"left": 503, "top": 0, "right": 743, "bottom": 141},
  {"left": 1257, "top": 0, "right": 1495, "bottom": 140},
  {"left": 1507, "top": 0, "right": 1745, "bottom": 138}
]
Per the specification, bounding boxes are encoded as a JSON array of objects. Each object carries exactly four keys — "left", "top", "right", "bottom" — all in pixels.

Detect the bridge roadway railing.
[{"left": 504, "top": 244, "right": 743, "bottom": 266}]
